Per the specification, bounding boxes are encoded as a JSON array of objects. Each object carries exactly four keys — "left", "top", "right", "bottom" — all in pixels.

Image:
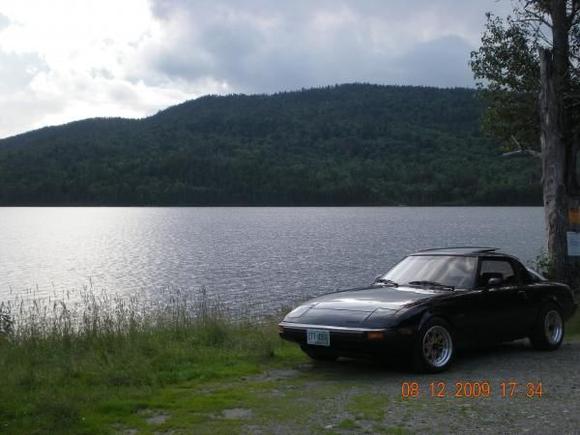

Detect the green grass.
[
  {"left": 337, "top": 418, "right": 358, "bottom": 429},
  {"left": 0, "top": 286, "right": 313, "bottom": 434},
  {"left": 347, "top": 392, "right": 389, "bottom": 421},
  {"left": 0, "top": 319, "right": 308, "bottom": 434},
  {"left": 568, "top": 311, "right": 580, "bottom": 336}
]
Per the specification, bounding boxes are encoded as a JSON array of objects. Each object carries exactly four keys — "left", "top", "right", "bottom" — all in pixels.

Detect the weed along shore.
[
  {"left": 1, "top": 287, "right": 580, "bottom": 434},
  {"left": 0, "top": 287, "right": 308, "bottom": 433}
]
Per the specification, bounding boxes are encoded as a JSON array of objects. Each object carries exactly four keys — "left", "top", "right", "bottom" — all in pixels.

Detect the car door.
[
  {"left": 508, "top": 259, "right": 540, "bottom": 333},
  {"left": 475, "top": 257, "right": 530, "bottom": 341}
]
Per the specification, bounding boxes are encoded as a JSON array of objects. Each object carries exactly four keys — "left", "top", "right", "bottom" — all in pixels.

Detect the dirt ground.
[
  {"left": 111, "top": 338, "right": 580, "bottom": 434},
  {"left": 239, "top": 339, "right": 580, "bottom": 434}
]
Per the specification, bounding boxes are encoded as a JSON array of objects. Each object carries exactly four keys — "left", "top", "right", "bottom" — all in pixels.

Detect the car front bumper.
[{"left": 278, "top": 321, "right": 414, "bottom": 357}]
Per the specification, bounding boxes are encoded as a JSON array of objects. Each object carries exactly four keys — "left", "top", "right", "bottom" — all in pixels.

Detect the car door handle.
[{"left": 517, "top": 290, "right": 528, "bottom": 300}]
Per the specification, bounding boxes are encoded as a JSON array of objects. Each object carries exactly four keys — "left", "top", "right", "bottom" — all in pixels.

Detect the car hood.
[
  {"left": 283, "top": 285, "right": 443, "bottom": 328},
  {"left": 309, "top": 286, "right": 439, "bottom": 311}
]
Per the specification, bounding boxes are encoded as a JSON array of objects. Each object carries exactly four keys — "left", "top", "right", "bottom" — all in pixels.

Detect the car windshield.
[{"left": 380, "top": 255, "right": 476, "bottom": 289}]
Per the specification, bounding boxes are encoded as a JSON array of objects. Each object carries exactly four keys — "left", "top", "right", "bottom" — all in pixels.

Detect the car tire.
[
  {"left": 413, "top": 317, "right": 454, "bottom": 373},
  {"left": 300, "top": 345, "right": 338, "bottom": 362},
  {"left": 529, "top": 303, "right": 565, "bottom": 351}
]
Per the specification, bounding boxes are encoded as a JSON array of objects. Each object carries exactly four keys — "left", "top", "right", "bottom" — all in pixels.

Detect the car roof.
[{"left": 411, "top": 246, "right": 502, "bottom": 256}]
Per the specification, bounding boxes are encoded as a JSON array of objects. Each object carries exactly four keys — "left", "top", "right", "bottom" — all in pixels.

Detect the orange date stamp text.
[{"left": 401, "top": 380, "right": 543, "bottom": 400}]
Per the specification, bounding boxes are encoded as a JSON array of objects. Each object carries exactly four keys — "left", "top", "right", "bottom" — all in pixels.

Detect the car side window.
[
  {"left": 511, "top": 261, "right": 532, "bottom": 284},
  {"left": 478, "top": 259, "right": 516, "bottom": 287}
]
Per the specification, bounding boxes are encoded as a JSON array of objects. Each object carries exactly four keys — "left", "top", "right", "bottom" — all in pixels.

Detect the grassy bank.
[
  {"left": 0, "top": 314, "right": 308, "bottom": 434},
  {"left": 0, "top": 288, "right": 310, "bottom": 434},
  {"left": 568, "top": 310, "right": 580, "bottom": 336}
]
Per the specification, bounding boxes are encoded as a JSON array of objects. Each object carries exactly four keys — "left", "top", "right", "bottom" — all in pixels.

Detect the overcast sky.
[{"left": 0, "top": 0, "right": 513, "bottom": 138}]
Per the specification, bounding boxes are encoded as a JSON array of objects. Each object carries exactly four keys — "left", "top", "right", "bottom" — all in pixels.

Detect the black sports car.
[{"left": 278, "top": 247, "right": 578, "bottom": 372}]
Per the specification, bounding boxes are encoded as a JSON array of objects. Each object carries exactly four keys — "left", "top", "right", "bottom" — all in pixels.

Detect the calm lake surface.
[{"left": 0, "top": 207, "right": 544, "bottom": 314}]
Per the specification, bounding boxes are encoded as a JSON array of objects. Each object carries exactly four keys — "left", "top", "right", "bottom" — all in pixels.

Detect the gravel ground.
[{"left": 245, "top": 338, "right": 580, "bottom": 434}]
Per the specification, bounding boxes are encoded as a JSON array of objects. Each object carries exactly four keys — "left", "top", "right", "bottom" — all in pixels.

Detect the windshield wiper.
[
  {"left": 407, "top": 280, "right": 455, "bottom": 291},
  {"left": 374, "top": 278, "right": 399, "bottom": 287}
]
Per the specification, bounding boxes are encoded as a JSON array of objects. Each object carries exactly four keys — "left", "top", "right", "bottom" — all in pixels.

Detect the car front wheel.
[
  {"left": 414, "top": 318, "right": 454, "bottom": 373},
  {"left": 530, "top": 303, "right": 564, "bottom": 351}
]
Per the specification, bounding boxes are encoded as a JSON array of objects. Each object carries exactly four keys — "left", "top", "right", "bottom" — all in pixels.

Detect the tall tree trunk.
[
  {"left": 551, "top": 0, "right": 570, "bottom": 90},
  {"left": 539, "top": 48, "right": 569, "bottom": 280}
]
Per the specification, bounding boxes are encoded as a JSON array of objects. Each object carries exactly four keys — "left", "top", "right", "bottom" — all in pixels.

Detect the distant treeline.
[{"left": 0, "top": 84, "right": 541, "bottom": 206}]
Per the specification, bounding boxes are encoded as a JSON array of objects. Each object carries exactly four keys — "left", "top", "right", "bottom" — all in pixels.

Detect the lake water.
[{"left": 0, "top": 207, "right": 544, "bottom": 314}]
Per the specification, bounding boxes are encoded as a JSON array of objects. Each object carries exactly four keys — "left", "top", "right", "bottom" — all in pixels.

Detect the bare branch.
[
  {"left": 516, "top": 14, "right": 553, "bottom": 28},
  {"left": 502, "top": 149, "right": 543, "bottom": 158},
  {"left": 502, "top": 135, "right": 543, "bottom": 158},
  {"left": 534, "top": 27, "right": 553, "bottom": 46}
]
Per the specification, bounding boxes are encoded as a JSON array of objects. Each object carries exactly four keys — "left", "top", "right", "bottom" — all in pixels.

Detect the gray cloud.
[
  {"left": 0, "top": 78, "right": 65, "bottom": 139},
  {"left": 0, "top": 0, "right": 514, "bottom": 138},
  {"left": 392, "top": 36, "right": 477, "bottom": 88},
  {"left": 0, "top": 50, "right": 47, "bottom": 92},
  {"left": 0, "top": 13, "right": 10, "bottom": 31},
  {"left": 144, "top": 0, "right": 513, "bottom": 92}
]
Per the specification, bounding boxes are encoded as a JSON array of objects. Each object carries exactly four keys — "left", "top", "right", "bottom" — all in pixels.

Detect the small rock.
[
  {"left": 222, "top": 408, "right": 253, "bottom": 419},
  {"left": 146, "top": 414, "right": 169, "bottom": 425}
]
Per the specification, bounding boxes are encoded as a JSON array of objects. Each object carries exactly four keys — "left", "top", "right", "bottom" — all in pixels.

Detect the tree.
[{"left": 471, "top": 0, "right": 580, "bottom": 282}]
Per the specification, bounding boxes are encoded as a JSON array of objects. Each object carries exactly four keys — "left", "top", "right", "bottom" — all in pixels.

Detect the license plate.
[{"left": 306, "top": 329, "right": 330, "bottom": 346}]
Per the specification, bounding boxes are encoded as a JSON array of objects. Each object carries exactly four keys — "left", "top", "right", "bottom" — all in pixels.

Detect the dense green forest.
[{"left": 0, "top": 84, "right": 541, "bottom": 205}]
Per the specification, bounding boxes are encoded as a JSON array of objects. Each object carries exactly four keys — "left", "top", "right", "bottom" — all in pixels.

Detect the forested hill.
[{"left": 0, "top": 84, "right": 541, "bottom": 206}]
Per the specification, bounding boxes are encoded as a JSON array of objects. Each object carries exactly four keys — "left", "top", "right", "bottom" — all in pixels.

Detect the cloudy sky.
[{"left": 0, "top": 0, "right": 512, "bottom": 138}]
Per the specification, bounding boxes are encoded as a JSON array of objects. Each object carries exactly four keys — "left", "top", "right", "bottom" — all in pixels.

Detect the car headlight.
[{"left": 365, "top": 307, "right": 398, "bottom": 327}]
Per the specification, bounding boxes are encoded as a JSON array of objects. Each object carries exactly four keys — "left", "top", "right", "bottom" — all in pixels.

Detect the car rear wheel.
[
  {"left": 300, "top": 345, "right": 338, "bottom": 361},
  {"left": 414, "top": 318, "right": 454, "bottom": 373},
  {"left": 530, "top": 303, "right": 564, "bottom": 351}
]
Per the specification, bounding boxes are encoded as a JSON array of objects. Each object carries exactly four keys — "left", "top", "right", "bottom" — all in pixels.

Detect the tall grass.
[
  {"left": 0, "top": 285, "right": 297, "bottom": 433},
  {"left": 1, "top": 284, "right": 222, "bottom": 339}
]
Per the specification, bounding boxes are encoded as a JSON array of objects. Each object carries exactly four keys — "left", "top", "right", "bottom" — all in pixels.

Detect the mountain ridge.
[{"left": 0, "top": 83, "right": 541, "bottom": 206}]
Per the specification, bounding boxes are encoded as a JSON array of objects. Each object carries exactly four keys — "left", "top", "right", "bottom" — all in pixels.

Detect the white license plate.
[{"left": 306, "top": 329, "right": 330, "bottom": 346}]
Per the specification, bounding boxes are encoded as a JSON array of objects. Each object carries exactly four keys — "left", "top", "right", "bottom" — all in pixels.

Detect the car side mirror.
[
  {"left": 373, "top": 274, "right": 389, "bottom": 285},
  {"left": 487, "top": 277, "right": 503, "bottom": 288}
]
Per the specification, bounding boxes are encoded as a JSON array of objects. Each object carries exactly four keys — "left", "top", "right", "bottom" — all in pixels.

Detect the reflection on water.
[{"left": 0, "top": 207, "right": 544, "bottom": 314}]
